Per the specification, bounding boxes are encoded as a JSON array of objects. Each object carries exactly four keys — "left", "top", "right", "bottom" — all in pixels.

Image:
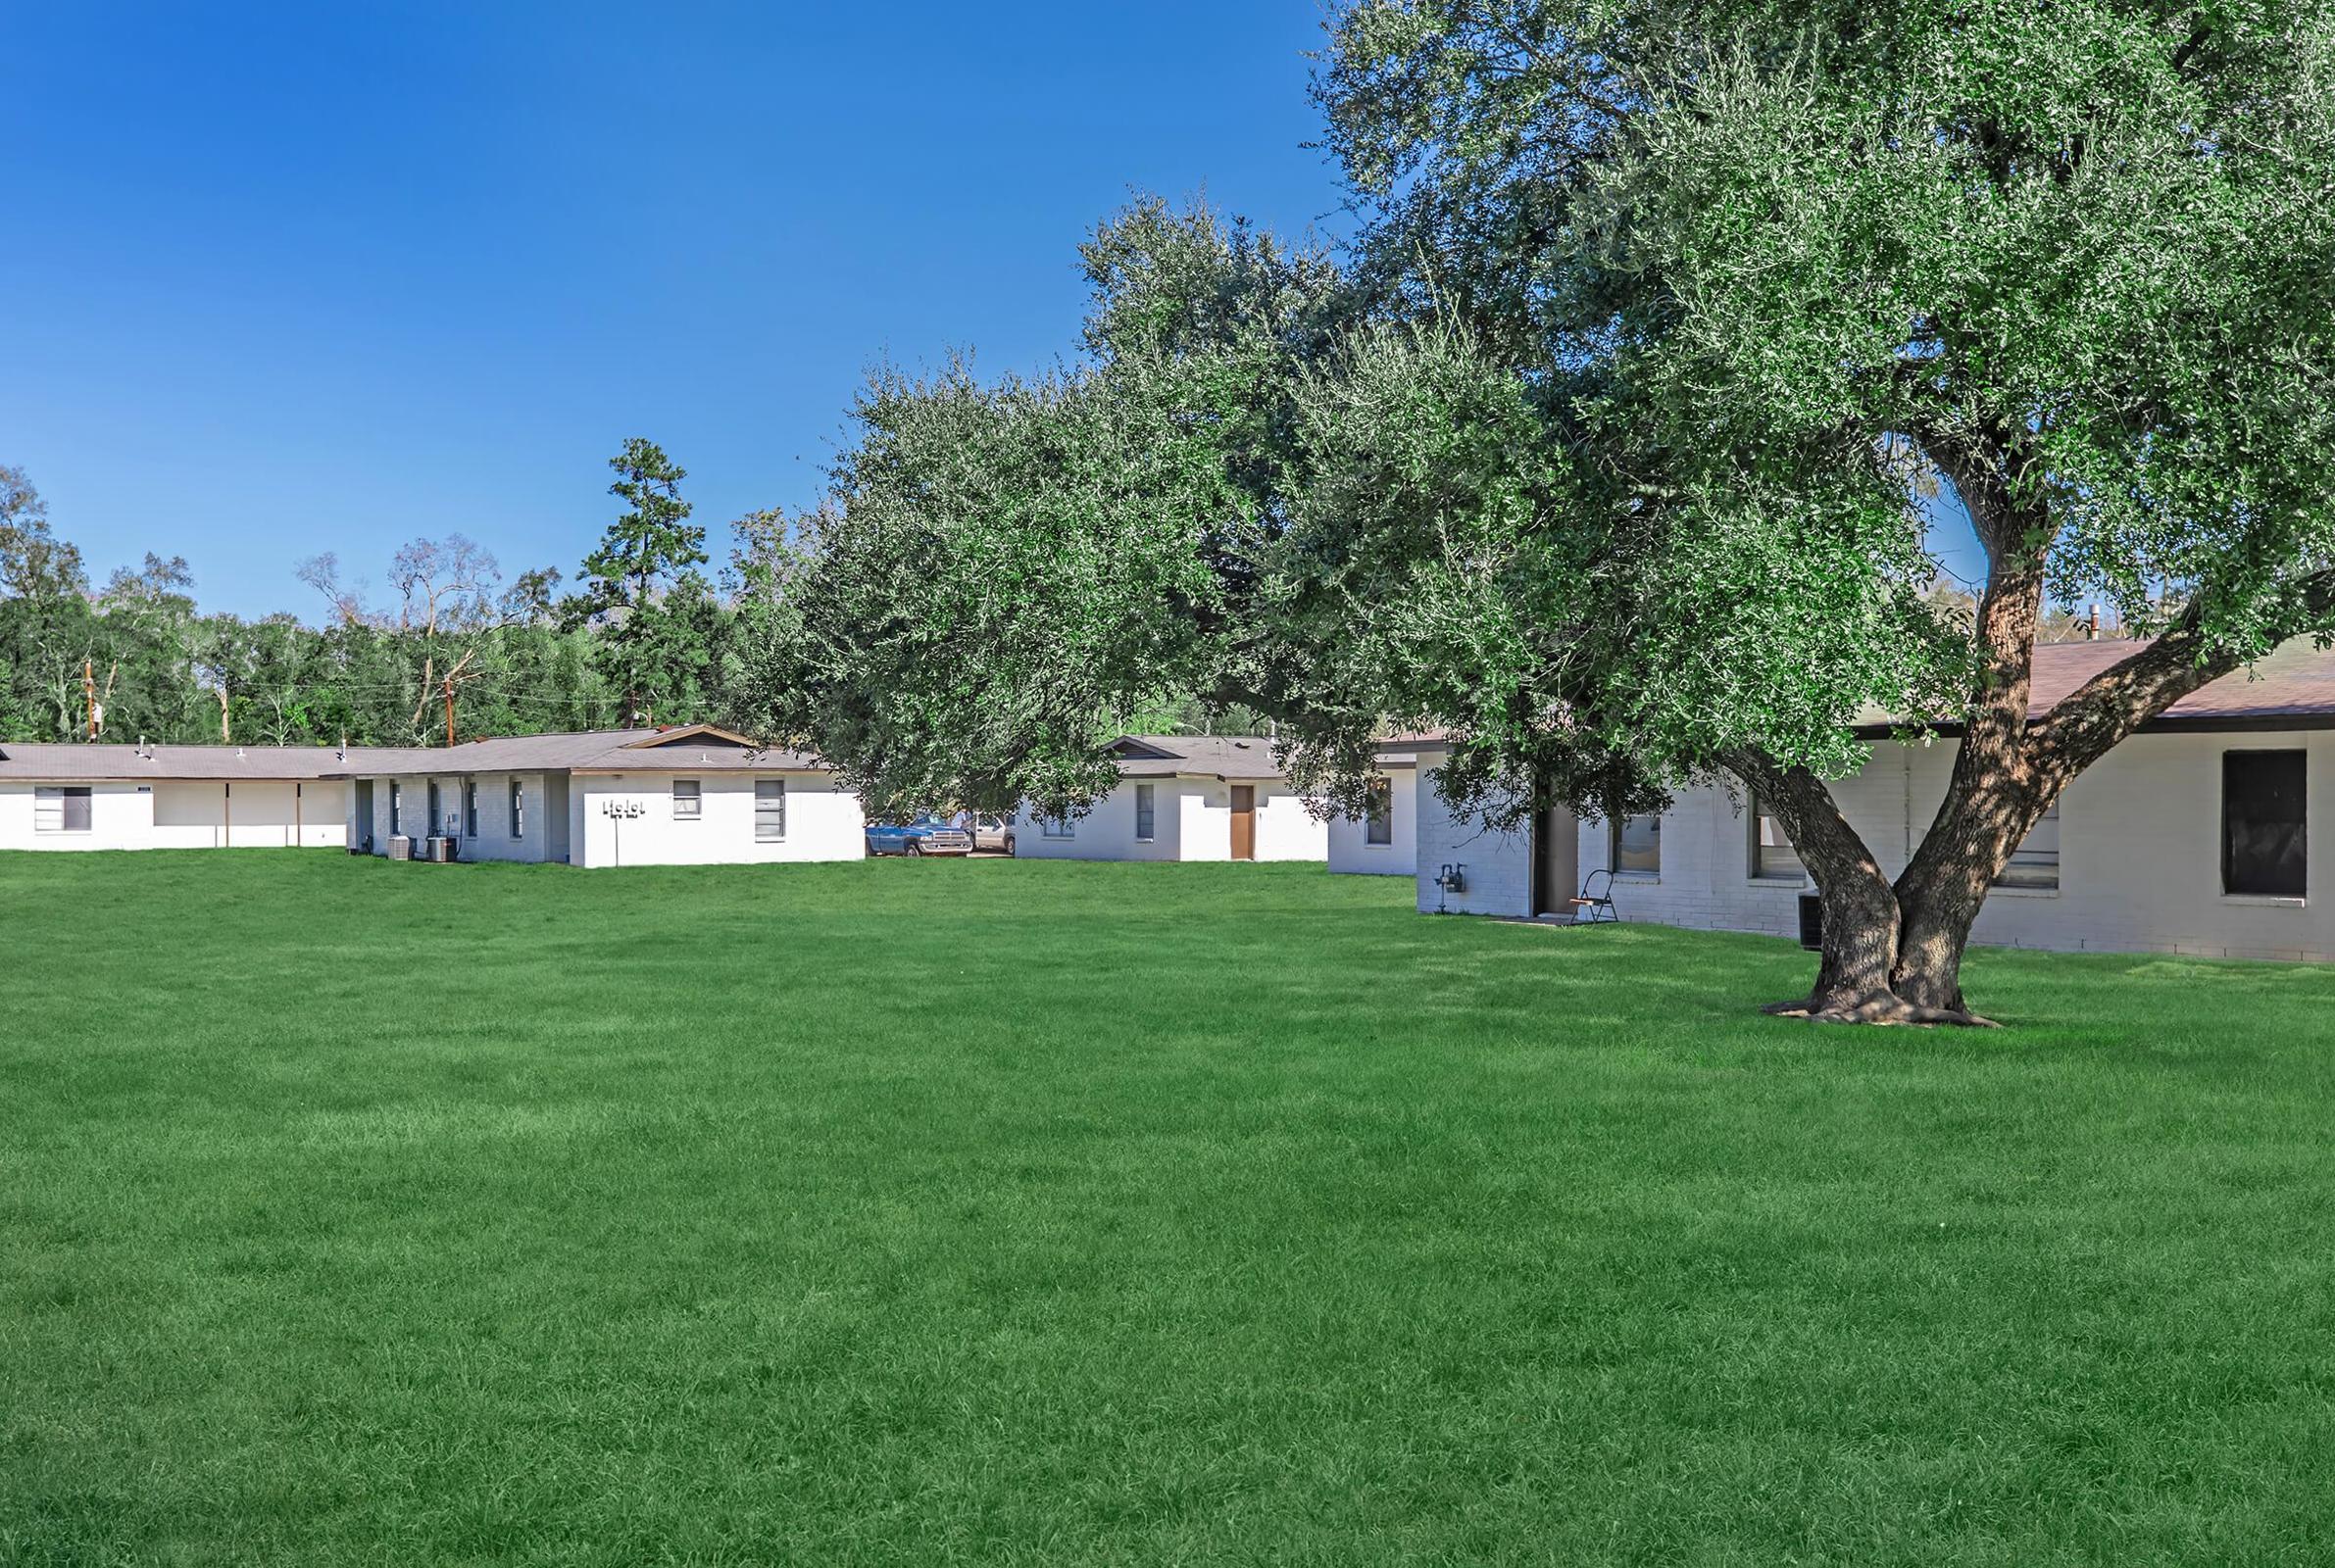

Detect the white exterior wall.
[
  {"left": 570, "top": 772, "right": 865, "bottom": 868},
  {"left": 0, "top": 778, "right": 348, "bottom": 851},
  {"left": 355, "top": 771, "right": 557, "bottom": 862},
  {"left": 450, "top": 772, "right": 549, "bottom": 863},
  {"left": 1014, "top": 781, "right": 1193, "bottom": 861},
  {"left": 0, "top": 781, "right": 155, "bottom": 851},
  {"left": 1413, "top": 763, "right": 1537, "bottom": 917},
  {"left": 1328, "top": 768, "right": 1418, "bottom": 876},
  {"left": 1014, "top": 778, "right": 1328, "bottom": 862},
  {"left": 1424, "top": 730, "right": 2335, "bottom": 961},
  {"left": 1176, "top": 783, "right": 1227, "bottom": 859},
  {"left": 1250, "top": 782, "right": 1329, "bottom": 861}
]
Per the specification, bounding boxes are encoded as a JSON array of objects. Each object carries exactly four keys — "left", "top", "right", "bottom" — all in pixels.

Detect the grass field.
[{"left": 5, "top": 852, "right": 2334, "bottom": 1565}]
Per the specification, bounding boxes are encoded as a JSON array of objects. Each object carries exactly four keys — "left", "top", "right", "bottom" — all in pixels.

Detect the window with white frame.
[
  {"left": 464, "top": 781, "right": 479, "bottom": 838},
  {"left": 1749, "top": 795, "right": 1802, "bottom": 881},
  {"left": 1994, "top": 799, "right": 2062, "bottom": 890},
  {"left": 34, "top": 786, "right": 92, "bottom": 834},
  {"left": 509, "top": 779, "right": 524, "bottom": 838},
  {"left": 1365, "top": 777, "right": 1393, "bottom": 846},
  {"left": 755, "top": 778, "right": 786, "bottom": 842},
  {"left": 1613, "top": 813, "right": 1662, "bottom": 876},
  {"left": 1134, "top": 783, "right": 1157, "bottom": 841},
  {"left": 673, "top": 779, "right": 702, "bottom": 820},
  {"left": 389, "top": 780, "right": 403, "bottom": 835},
  {"left": 1041, "top": 810, "right": 1074, "bottom": 839}
]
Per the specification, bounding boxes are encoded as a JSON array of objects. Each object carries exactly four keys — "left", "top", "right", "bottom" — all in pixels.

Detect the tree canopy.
[
  {"left": 762, "top": 3, "right": 2335, "bottom": 1022},
  {"left": 0, "top": 443, "right": 744, "bottom": 750}
]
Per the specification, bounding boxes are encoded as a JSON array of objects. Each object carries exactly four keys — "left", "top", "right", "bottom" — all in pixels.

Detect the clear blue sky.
[
  {"left": 5, "top": 2, "right": 1988, "bottom": 618},
  {"left": 4, "top": 2, "right": 1346, "bottom": 617}
]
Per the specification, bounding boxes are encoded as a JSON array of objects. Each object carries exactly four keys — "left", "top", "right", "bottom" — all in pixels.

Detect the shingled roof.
[
  {"left": 1859, "top": 638, "right": 2335, "bottom": 735},
  {"left": 1109, "top": 735, "right": 1288, "bottom": 782},
  {"left": 0, "top": 725, "right": 827, "bottom": 782},
  {"left": 1312, "top": 642, "right": 2335, "bottom": 757},
  {"left": 331, "top": 724, "right": 828, "bottom": 776},
  {"left": 0, "top": 742, "right": 395, "bottom": 781}
]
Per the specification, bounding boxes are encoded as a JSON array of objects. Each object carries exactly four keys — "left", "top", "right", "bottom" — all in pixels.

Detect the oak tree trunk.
[
  {"left": 1719, "top": 417, "right": 2325, "bottom": 1025},
  {"left": 1727, "top": 751, "right": 1912, "bottom": 1022}
]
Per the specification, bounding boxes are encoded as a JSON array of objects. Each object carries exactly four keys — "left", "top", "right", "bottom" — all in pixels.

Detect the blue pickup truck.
[{"left": 864, "top": 814, "right": 974, "bottom": 857}]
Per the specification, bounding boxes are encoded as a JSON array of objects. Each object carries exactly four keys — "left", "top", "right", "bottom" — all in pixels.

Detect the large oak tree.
[
  {"left": 1306, "top": 1, "right": 2335, "bottom": 1019},
  {"left": 750, "top": 4, "right": 2335, "bottom": 1024}
]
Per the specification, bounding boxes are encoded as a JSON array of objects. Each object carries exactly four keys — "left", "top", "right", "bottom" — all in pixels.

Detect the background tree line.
[{"left": 0, "top": 442, "right": 750, "bottom": 748}]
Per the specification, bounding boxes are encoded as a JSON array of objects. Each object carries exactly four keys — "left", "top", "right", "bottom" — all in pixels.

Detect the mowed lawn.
[{"left": 5, "top": 856, "right": 2335, "bottom": 1566}]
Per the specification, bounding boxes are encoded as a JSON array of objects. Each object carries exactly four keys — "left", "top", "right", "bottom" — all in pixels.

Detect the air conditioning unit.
[
  {"left": 387, "top": 835, "right": 413, "bottom": 861},
  {"left": 427, "top": 835, "right": 457, "bottom": 863},
  {"left": 1797, "top": 893, "right": 1823, "bottom": 951}
]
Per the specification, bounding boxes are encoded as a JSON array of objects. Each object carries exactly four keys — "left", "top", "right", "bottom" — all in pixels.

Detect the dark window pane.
[
  {"left": 1751, "top": 796, "right": 1802, "bottom": 880},
  {"left": 1614, "top": 813, "right": 1661, "bottom": 875},
  {"left": 2223, "top": 751, "right": 2307, "bottom": 897},
  {"left": 1994, "top": 801, "right": 2061, "bottom": 890},
  {"left": 1366, "top": 778, "right": 1392, "bottom": 845}
]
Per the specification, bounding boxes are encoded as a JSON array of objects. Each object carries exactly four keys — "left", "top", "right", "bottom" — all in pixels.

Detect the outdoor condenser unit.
[
  {"left": 387, "top": 835, "right": 413, "bottom": 861},
  {"left": 427, "top": 836, "right": 456, "bottom": 863}
]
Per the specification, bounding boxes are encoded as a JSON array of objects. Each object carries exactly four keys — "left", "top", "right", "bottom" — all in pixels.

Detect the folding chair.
[{"left": 1568, "top": 867, "right": 1619, "bottom": 923}]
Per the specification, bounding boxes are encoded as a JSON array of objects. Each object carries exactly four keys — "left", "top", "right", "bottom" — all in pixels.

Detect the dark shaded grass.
[{"left": 4, "top": 852, "right": 2334, "bottom": 1565}]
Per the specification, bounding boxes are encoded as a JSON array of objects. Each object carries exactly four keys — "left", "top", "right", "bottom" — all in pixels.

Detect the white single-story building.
[
  {"left": 0, "top": 742, "right": 362, "bottom": 851},
  {"left": 1414, "top": 640, "right": 2335, "bottom": 962},
  {"left": 1010, "top": 735, "right": 1328, "bottom": 863},
  {"left": 336, "top": 724, "right": 866, "bottom": 868},
  {"left": 1325, "top": 744, "right": 1421, "bottom": 876}
]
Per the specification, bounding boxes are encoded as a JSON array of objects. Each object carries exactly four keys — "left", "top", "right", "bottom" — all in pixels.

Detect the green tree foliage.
[
  {"left": 1308, "top": 0, "right": 2335, "bottom": 1019},
  {"left": 0, "top": 459, "right": 733, "bottom": 750},
  {"left": 741, "top": 204, "right": 1349, "bottom": 821},
  {"left": 769, "top": 6, "right": 2335, "bottom": 1025},
  {"left": 571, "top": 438, "right": 714, "bottom": 725}
]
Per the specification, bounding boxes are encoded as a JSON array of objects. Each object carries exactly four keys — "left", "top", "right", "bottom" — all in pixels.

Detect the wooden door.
[{"left": 1230, "top": 785, "right": 1256, "bottom": 860}]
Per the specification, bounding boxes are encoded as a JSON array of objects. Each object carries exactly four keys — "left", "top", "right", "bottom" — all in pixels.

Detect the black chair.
[{"left": 1568, "top": 867, "right": 1619, "bottom": 923}]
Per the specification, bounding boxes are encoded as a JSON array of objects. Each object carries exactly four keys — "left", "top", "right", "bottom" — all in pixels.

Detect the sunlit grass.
[{"left": 4, "top": 852, "right": 2332, "bottom": 1564}]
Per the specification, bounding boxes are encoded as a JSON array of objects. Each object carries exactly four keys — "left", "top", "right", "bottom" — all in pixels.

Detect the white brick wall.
[
  {"left": 571, "top": 772, "right": 864, "bottom": 867},
  {"left": 1, "top": 778, "right": 350, "bottom": 851},
  {"left": 1414, "top": 765, "right": 1535, "bottom": 916},
  {"left": 1328, "top": 766, "right": 1418, "bottom": 876},
  {"left": 357, "top": 771, "right": 557, "bottom": 861},
  {"left": 1014, "top": 777, "right": 1328, "bottom": 862},
  {"left": 1423, "top": 730, "right": 2335, "bottom": 961}
]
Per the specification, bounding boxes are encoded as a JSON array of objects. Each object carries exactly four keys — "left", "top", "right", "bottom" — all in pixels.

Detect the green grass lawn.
[{"left": 5, "top": 853, "right": 2334, "bottom": 1565}]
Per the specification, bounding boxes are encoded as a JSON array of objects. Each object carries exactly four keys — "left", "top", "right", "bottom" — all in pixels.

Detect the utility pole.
[
  {"left": 83, "top": 658, "right": 97, "bottom": 740},
  {"left": 443, "top": 675, "right": 457, "bottom": 748}
]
